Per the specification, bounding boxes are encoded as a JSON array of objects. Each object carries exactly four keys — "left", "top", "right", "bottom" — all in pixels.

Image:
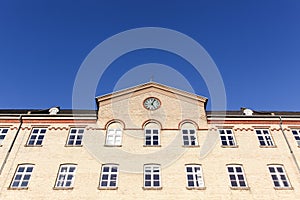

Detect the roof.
[
  {"left": 1, "top": 109, "right": 299, "bottom": 117},
  {"left": 0, "top": 109, "right": 96, "bottom": 116},
  {"left": 207, "top": 109, "right": 300, "bottom": 117}
]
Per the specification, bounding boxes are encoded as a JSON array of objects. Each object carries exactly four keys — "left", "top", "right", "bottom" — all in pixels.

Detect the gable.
[{"left": 96, "top": 82, "right": 208, "bottom": 129}]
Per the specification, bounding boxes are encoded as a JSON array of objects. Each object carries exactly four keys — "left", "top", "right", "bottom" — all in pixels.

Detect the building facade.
[{"left": 0, "top": 82, "right": 299, "bottom": 199}]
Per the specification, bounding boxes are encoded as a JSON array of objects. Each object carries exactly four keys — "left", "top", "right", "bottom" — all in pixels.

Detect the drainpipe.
[
  {"left": 0, "top": 115, "right": 23, "bottom": 175},
  {"left": 279, "top": 116, "right": 300, "bottom": 174}
]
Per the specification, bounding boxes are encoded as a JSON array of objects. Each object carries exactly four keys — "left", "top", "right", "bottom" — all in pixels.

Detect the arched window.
[
  {"left": 181, "top": 122, "right": 198, "bottom": 146},
  {"left": 106, "top": 122, "right": 123, "bottom": 146},
  {"left": 144, "top": 122, "right": 160, "bottom": 146}
]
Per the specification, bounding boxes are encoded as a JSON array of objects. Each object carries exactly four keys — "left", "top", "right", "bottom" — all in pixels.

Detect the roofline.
[{"left": 95, "top": 81, "right": 208, "bottom": 103}]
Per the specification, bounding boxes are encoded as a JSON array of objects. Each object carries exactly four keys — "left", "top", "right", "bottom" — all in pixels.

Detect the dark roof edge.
[{"left": 206, "top": 110, "right": 300, "bottom": 117}]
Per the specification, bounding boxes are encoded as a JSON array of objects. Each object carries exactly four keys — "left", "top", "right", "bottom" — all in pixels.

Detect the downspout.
[
  {"left": 0, "top": 115, "right": 23, "bottom": 175},
  {"left": 279, "top": 116, "right": 300, "bottom": 174}
]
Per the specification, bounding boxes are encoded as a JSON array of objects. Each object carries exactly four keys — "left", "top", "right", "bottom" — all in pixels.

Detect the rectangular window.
[
  {"left": 218, "top": 129, "right": 236, "bottom": 146},
  {"left": 106, "top": 129, "right": 122, "bottom": 146},
  {"left": 10, "top": 164, "right": 34, "bottom": 189},
  {"left": 66, "top": 128, "right": 84, "bottom": 146},
  {"left": 182, "top": 129, "right": 198, "bottom": 146},
  {"left": 99, "top": 164, "right": 119, "bottom": 189},
  {"left": 227, "top": 165, "right": 248, "bottom": 188},
  {"left": 186, "top": 164, "right": 204, "bottom": 188},
  {"left": 55, "top": 164, "right": 77, "bottom": 188},
  {"left": 27, "top": 128, "right": 47, "bottom": 146},
  {"left": 0, "top": 128, "right": 8, "bottom": 145},
  {"left": 144, "top": 164, "right": 161, "bottom": 188},
  {"left": 292, "top": 130, "right": 300, "bottom": 146},
  {"left": 145, "top": 129, "right": 160, "bottom": 146},
  {"left": 255, "top": 129, "right": 274, "bottom": 146},
  {"left": 268, "top": 165, "right": 291, "bottom": 188}
]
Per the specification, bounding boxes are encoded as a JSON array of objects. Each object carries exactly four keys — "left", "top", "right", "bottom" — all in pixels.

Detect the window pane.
[
  {"left": 231, "top": 181, "right": 237, "bottom": 187},
  {"left": 227, "top": 167, "right": 234, "bottom": 172}
]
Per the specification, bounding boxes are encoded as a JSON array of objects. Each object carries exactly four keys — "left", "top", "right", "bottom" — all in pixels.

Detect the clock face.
[{"left": 143, "top": 97, "right": 161, "bottom": 110}]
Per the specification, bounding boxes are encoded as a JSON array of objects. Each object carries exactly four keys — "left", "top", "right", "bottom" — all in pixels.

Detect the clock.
[{"left": 143, "top": 97, "right": 161, "bottom": 110}]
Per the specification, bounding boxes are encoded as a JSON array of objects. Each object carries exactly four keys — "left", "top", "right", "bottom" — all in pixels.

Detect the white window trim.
[
  {"left": 10, "top": 164, "right": 34, "bottom": 189},
  {"left": 143, "top": 164, "right": 161, "bottom": 189},
  {"left": 291, "top": 130, "right": 300, "bottom": 147},
  {"left": 0, "top": 128, "right": 9, "bottom": 146},
  {"left": 227, "top": 165, "right": 249, "bottom": 189},
  {"left": 218, "top": 129, "right": 237, "bottom": 147},
  {"left": 268, "top": 165, "right": 292, "bottom": 189},
  {"left": 54, "top": 164, "right": 77, "bottom": 189},
  {"left": 255, "top": 129, "right": 275, "bottom": 147},
  {"left": 99, "top": 164, "right": 119, "bottom": 189},
  {"left": 26, "top": 128, "right": 47, "bottom": 146},
  {"left": 144, "top": 129, "right": 160, "bottom": 146},
  {"left": 185, "top": 164, "right": 205, "bottom": 189},
  {"left": 66, "top": 128, "right": 85, "bottom": 146},
  {"left": 182, "top": 129, "right": 198, "bottom": 146},
  {"left": 105, "top": 129, "right": 122, "bottom": 146}
]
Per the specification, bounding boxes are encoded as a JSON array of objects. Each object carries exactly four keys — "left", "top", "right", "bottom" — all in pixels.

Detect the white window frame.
[
  {"left": 255, "top": 129, "right": 274, "bottom": 147},
  {"left": 106, "top": 129, "right": 122, "bottom": 146},
  {"left": 182, "top": 129, "right": 198, "bottom": 146},
  {"left": 0, "top": 128, "right": 8, "bottom": 145},
  {"left": 99, "top": 164, "right": 119, "bottom": 189},
  {"left": 218, "top": 129, "right": 237, "bottom": 146},
  {"left": 185, "top": 164, "right": 205, "bottom": 188},
  {"left": 27, "top": 128, "right": 47, "bottom": 146},
  {"left": 227, "top": 165, "right": 248, "bottom": 188},
  {"left": 55, "top": 164, "right": 77, "bottom": 189},
  {"left": 268, "top": 165, "right": 291, "bottom": 188},
  {"left": 10, "top": 164, "right": 34, "bottom": 189},
  {"left": 144, "top": 164, "right": 161, "bottom": 188},
  {"left": 66, "top": 128, "right": 84, "bottom": 146},
  {"left": 144, "top": 129, "right": 160, "bottom": 146},
  {"left": 291, "top": 130, "right": 300, "bottom": 146}
]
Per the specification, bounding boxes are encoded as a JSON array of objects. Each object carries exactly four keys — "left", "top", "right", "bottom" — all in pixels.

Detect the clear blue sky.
[{"left": 0, "top": 0, "right": 300, "bottom": 111}]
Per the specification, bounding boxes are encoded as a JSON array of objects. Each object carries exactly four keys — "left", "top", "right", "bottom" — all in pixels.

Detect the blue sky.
[{"left": 0, "top": 0, "right": 300, "bottom": 111}]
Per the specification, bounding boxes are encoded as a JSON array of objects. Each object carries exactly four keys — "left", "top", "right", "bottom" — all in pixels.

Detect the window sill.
[
  {"left": 186, "top": 187, "right": 206, "bottom": 190},
  {"left": 182, "top": 145, "right": 200, "bottom": 148},
  {"left": 53, "top": 187, "right": 74, "bottom": 190},
  {"left": 221, "top": 145, "right": 239, "bottom": 148},
  {"left": 98, "top": 187, "right": 118, "bottom": 190},
  {"left": 142, "top": 187, "right": 162, "bottom": 190},
  {"left": 274, "top": 187, "right": 293, "bottom": 190},
  {"left": 64, "top": 145, "right": 83, "bottom": 147},
  {"left": 7, "top": 187, "right": 28, "bottom": 190},
  {"left": 143, "top": 145, "right": 162, "bottom": 147},
  {"left": 104, "top": 145, "right": 122, "bottom": 147},
  {"left": 230, "top": 186, "right": 250, "bottom": 190},
  {"left": 259, "top": 145, "right": 277, "bottom": 148},
  {"left": 24, "top": 145, "right": 43, "bottom": 147}
]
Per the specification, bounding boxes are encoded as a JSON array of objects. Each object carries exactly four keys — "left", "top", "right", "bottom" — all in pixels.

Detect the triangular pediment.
[{"left": 96, "top": 82, "right": 207, "bottom": 105}]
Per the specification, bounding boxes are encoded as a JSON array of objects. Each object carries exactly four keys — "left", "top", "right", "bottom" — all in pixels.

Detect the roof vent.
[
  {"left": 243, "top": 108, "right": 253, "bottom": 116},
  {"left": 49, "top": 107, "right": 60, "bottom": 115}
]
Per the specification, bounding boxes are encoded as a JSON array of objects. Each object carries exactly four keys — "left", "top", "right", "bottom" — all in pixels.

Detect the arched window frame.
[
  {"left": 105, "top": 121, "right": 124, "bottom": 146},
  {"left": 180, "top": 121, "right": 198, "bottom": 147},
  {"left": 143, "top": 120, "right": 161, "bottom": 147}
]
